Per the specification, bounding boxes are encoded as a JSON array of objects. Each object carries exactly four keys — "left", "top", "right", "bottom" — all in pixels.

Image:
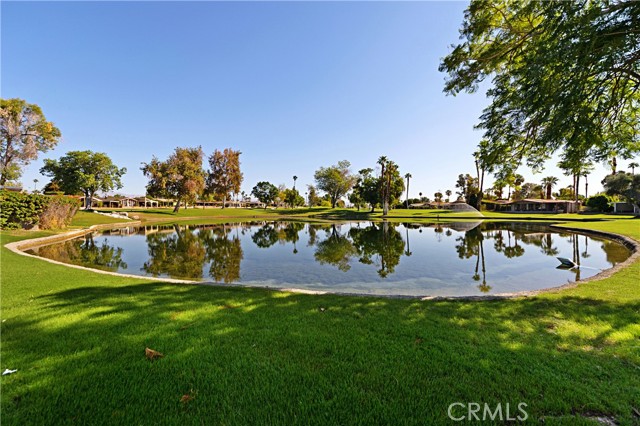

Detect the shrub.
[
  {"left": 39, "top": 196, "right": 80, "bottom": 229},
  {"left": 0, "top": 191, "right": 79, "bottom": 230},
  {"left": 585, "top": 194, "right": 613, "bottom": 213},
  {"left": 0, "top": 191, "right": 48, "bottom": 229}
]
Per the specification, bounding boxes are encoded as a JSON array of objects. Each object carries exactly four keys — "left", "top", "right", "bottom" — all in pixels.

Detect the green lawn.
[
  {"left": 70, "top": 210, "right": 136, "bottom": 227},
  {"left": 1, "top": 213, "right": 639, "bottom": 425},
  {"left": 95, "top": 205, "right": 635, "bottom": 223}
]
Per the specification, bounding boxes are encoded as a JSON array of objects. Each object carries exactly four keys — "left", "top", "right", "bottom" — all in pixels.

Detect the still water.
[{"left": 27, "top": 221, "right": 630, "bottom": 297}]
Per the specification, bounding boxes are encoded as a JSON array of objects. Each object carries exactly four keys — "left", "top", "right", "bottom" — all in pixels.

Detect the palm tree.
[
  {"left": 33, "top": 178, "right": 39, "bottom": 192},
  {"left": 629, "top": 162, "right": 639, "bottom": 175},
  {"left": 445, "top": 189, "right": 452, "bottom": 202},
  {"left": 513, "top": 174, "right": 525, "bottom": 200},
  {"left": 293, "top": 175, "right": 298, "bottom": 190},
  {"left": 541, "top": 176, "right": 559, "bottom": 199},
  {"left": 583, "top": 173, "right": 589, "bottom": 199},
  {"left": 377, "top": 156, "right": 388, "bottom": 214},
  {"left": 404, "top": 173, "right": 412, "bottom": 208}
]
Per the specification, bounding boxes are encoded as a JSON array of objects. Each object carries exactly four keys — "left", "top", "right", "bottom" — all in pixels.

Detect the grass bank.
[{"left": 1, "top": 213, "right": 639, "bottom": 425}]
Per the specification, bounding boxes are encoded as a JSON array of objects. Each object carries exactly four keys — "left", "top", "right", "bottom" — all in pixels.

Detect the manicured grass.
[
  {"left": 1, "top": 216, "right": 639, "bottom": 424},
  {"left": 70, "top": 210, "right": 136, "bottom": 227},
  {"left": 99, "top": 205, "right": 635, "bottom": 223}
]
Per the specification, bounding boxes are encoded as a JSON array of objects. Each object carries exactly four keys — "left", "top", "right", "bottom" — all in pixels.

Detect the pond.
[{"left": 27, "top": 221, "right": 631, "bottom": 297}]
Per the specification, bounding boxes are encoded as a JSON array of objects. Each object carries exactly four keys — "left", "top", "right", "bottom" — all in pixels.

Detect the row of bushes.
[
  {"left": 584, "top": 194, "right": 614, "bottom": 212},
  {"left": 0, "top": 191, "right": 80, "bottom": 230}
]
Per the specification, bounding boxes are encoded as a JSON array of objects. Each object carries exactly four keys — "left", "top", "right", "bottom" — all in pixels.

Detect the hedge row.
[{"left": 0, "top": 191, "right": 80, "bottom": 230}]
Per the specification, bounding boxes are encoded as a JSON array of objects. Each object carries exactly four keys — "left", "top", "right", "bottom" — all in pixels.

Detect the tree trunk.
[
  {"left": 575, "top": 174, "right": 580, "bottom": 203},
  {"left": 406, "top": 177, "right": 410, "bottom": 208},
  {"left": 585, "top": 175, "right": 589, "bottom": 198},
  {"left": 611, "top": 156, "right": 617, "bottom": 175},
  {"left": 222, "top": 195, "right": 226, "bottom": 209},
  {"left": 173, "top": 198, "right": 182, "bottom": 213},
  {"left": 85, "top": 190, "right": 94, "bottom": 210}
]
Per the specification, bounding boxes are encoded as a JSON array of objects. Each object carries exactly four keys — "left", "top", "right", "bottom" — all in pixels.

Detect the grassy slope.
[
  {"left": 70, "top": 211, "right": 136, "bottom": 227},
  {"left": 1, "top": 214, "right": 639, "bottom": 425},
  {"left": 104, "top": 206, "right": 634, "bottom": 222}
]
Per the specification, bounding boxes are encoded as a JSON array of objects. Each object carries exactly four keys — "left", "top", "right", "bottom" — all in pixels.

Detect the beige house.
[{"left": 482, "top": 199, "right": 579, "bottom": 213}]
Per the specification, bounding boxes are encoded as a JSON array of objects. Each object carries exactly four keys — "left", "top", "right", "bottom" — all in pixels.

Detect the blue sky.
[{"left": 2, "top": 1, "right": 629, "bottom": 198}]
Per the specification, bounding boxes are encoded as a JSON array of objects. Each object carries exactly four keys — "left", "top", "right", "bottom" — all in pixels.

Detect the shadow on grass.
[{"left": 2, "top": 281, "right": 639, "bottom": 425}]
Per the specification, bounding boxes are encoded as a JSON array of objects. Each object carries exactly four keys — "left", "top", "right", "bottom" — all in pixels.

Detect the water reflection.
[
  {"left": 28, "top": 221, "right": 632, "bottom": 296},
  {"left": 30, "top": 234, "right": 127, "bottom": 272},
  {"left": 349, "top": 223, "right": 405, "bottom": 278},
  {"left": 143, "top": 225, "right": 207, "bottom": 279},
  {"left": 200, "top": 226, "right": 243, "bottom": 283},
  {"left": 314, "top": 224, "right": 358, "bottom": 272}
]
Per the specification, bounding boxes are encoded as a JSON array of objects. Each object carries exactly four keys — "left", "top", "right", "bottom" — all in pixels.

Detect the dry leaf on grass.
[
  {"left": 145, "top": 347, "right": 164, "bottom": 360},
  {"left": 180, "top": 389, "right": 197, "bottom": 404}
]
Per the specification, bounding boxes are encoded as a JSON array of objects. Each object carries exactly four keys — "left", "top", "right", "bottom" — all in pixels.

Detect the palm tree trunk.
[
  {"left": 406, "top": 177, "right": 409, "bottom": 208},
  {"left": 585, "top": 175, "right": 589, "bottom": 198}
]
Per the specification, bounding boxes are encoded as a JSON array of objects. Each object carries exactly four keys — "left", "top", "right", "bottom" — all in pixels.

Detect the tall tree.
[
  {"left": 141, "top": 147, "right": 205, "bottom": 213},
  {"left": 376, "top": 157, "right": 404, "bottom": 215},
  {"left": 404, "top": 173, "right": 412, "bottom": 207},
  {"left": 206, "top": 148, "right": 243, "bottom": 209},
  {"left": 472, "top": 140, "right": 497, "bottom": 208},
  {"left": 541, "top": 176, "right": 559, "bottom": 200},
  {"left": 603, "top": 172, "right": 640, "bottom": 207},
  {"left": 292, "top": 175, "right": 298, "bottom": 190},
  {"left": 377, "top": 157, "right": 389, "bottom": 214},
  {"left": 40, "top": 151, "right": 126, "bottom": 210},
  {"left": 1, "top": 99, "right": 62, "bottom": 185},
  {"left": 283, "top": 188, "right": 304, "bottom": 208},
  {"left": 455, "top": 173, "right": 479, "bottom": 205},
  {"left": 441, "top": 1, "right": 640, "bottom": 176},
  {"left": 629, "top": 162, "right": 639, "bottom": 175},
  {"left": 306, "top": 184, "right": 321, "bottom": 207},
  {"left": 352, "top": 168, "right": 379, "bottom": 212},
  {"left": 251, "top": 181, "right": 279, "bottom": 209},
  {"left": 558, "top": 154, "right": 593, "bottom": 203},
  {"left": 314, "top": 160, "right": 357, "bottom": 208}
]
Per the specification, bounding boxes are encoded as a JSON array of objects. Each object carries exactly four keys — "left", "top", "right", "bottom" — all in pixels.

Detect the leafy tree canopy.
[
  {"left": 603, "top": 172, "right": 640, "bottom": 206},
  {"left": 283, "top": 188, "right": 304, "bottom": 208},
  {"left": 141, "top": 147, "right": 205, "bottom": 212},
  {"left": 206, "top": 148, "right": 243, "bottom": 209},
  {"left": 251, "top": 181, "right": 279, "bottom": 208},
  {"left": 441, "top": 1, "right": 640, "bottom": 174},
  {"left": 40, "top": 150, "right": 126, "bottom": 209},
  {"left": 1, "top": 98, "right": 61, "bottom": 185},
  {"left": 314, "top": 160, "right": 357, "bottom": 208}
]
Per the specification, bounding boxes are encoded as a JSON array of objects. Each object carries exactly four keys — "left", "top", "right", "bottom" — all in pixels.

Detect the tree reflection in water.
[
  {"left": 143, "top": 225, "right": 206, "bottom": 279},
  {"left": 349, "top": 222, "right": 405, "bottom": 278},
  {"left": 454, "top": 227, "right": 491, "bottom": 293},
  {"left": 251, "top": 222, "right": 305, "bottom": 253},
  {"left": 200, "top": 225, "right": 243, "bottom": 283},
  {"left": 142, "top": 224, "right": 246, "bottom": 282},
  {"left": 31, "top": 221, "right": 630, "bottom": 292},
  {"left": 251, "top": 224, "right": 280, "bottom": 248},
  {"left": 314, "top": 224, "right": 358, "bottom": 272},
  {"left": 35, "top": 234, "right": 128, "bottom": 272}
]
